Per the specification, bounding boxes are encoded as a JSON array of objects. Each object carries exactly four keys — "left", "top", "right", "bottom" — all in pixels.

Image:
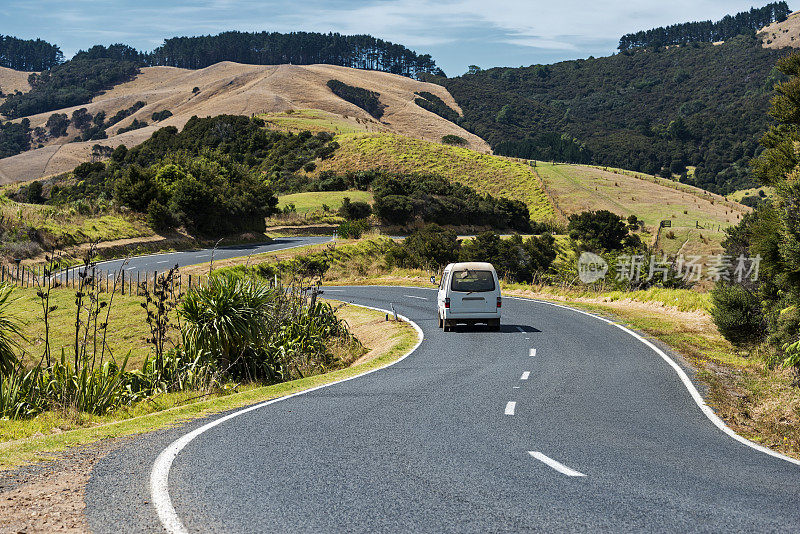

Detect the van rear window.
[{"left": 450, "top": 270, "right": 495, "bottom": 292}]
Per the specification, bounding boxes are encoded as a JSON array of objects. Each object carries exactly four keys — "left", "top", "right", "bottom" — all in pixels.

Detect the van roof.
[{"left": 445, "top": 262, "right": 496, "bottom": 271}]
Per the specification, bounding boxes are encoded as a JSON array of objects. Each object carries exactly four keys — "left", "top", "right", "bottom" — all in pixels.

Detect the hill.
[
  {"left": 310, "top": 127, "right": 745, "bottom": 240},
  {"left": 760, "top": 9, "right": 800, "bottom": 48},
  {"left": 0, "top": 67, "right": 32, "bottom": 99},
  {"left": 313, "top": 132, "right": 556, "bottom": 222},
  {"left": 438, "top": 34, "right": 790, "bottom": 195},
  {"left": 0, "top": 62, "right": 486, "bottom": 184}
]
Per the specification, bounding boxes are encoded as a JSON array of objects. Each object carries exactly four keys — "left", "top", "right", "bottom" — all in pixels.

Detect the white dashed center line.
[
  {"left": 505, "top": 401, "right": 516, "bottom": 415},
  {"left": 529, "top": 348, "right": 537, "bottom": 357},
  {"left": 516, "top": 326, "right": 524, "bottom": 332},
  {"left": 528, "top": 451, "right": 586, "bottom": 477},
  {"left": 405, "top": 295, "right": 427, "bottom": 300},
  {"left": 520, "top": 371, "right": 530, "bottom": 380}
]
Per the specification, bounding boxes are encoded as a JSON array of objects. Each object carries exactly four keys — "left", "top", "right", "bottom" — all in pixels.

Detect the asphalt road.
[
  {"left": 86, "top": 285, "right": 800, "bottom": 533},
  {"left": 60, "top": 236, "right": 332, "bottom": 278}
]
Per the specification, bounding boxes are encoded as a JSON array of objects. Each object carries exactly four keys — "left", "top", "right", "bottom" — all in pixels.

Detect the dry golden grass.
[
  {"left": 759, "top": 10, "right": 800, "bottom": 49},
  {"left": 0, "top": 62, "right": 487, "bottom": 184},
  {"left": 0, "top": 67, "right": 32, "bottom": 106}
]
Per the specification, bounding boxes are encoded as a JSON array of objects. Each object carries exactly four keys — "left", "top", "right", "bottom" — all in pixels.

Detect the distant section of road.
[{"left": 77, "top": 236, "right": 332, "bottom": 276}]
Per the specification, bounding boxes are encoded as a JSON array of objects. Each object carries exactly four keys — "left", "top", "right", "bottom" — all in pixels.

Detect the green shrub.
[
  {"left": 338, "top": 197, "right": 372, "bottom": 220},
  {"left": 337, "top": 219, "right": 369, "bottom": 239},
  {"left": 0, "top": 283, "right": 23, "bottom": 377},
  {"left": 181, "top": 273, "right": 276, "bottom": 371},
  {"left": 327, "top": 79, "right": 385, "bottom": 119},
  {"left": 146, "top": 200, "right": 175, "bottom": 231},
  {"left": 568, "top": 210, "right": 629, "bottom": 251},
  {"left": 460, "top": 232, "right": 557, "bottom": 282},
  {"left": 710, "top": 284, "right": 765, "bottom": 346},
  {"left": 401, "top": 224, "right": 460, "bottom": 269},
  {"left": 441, "top": 134, "right": 467, "bottom": 145}
]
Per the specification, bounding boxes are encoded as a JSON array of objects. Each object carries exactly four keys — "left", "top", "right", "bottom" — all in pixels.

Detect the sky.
[{"left": 0, "top": 0, "right": 793, "bottom": 76}]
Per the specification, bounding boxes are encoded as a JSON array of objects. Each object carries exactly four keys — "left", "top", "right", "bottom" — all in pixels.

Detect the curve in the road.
[
  {"left": 86, "top": 285, "right": 800, "bottom": 533},
  {"left": 514, "top": 297, "right": 800, "bottom": 468},
  {"left": 149, "top": 303, "right": 424, "bottom": 534},
  {"left": 57, "top": 236, "right": 331, "bottom": 278}
]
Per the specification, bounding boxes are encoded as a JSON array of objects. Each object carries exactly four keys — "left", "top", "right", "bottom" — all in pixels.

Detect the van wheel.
[
  {"left": 438, "top": 315, "right": 443, "bottom": 329},
  {"left": 443, "top": 320, "right": 452, "bottom": 332},
  {"left": 489, "top": 319, "right": 501, "bottom": 331}
]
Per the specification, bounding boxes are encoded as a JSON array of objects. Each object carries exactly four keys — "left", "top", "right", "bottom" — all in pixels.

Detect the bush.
[
  {"left": 441, "top": 134, "right": 467, "bottom": 145},
  {"left": 181, "top": 273, "right": 276, "bottom": 370},
  {"left": 460, "top": 232, "right": 556, "bottom": 282},
  {"left": 401, "top": 224, "right": 460, "bottom": 269},
  {"left": 146, "top": 200, "right": 175, "bottom": 231},
  {"left": 568, "top": 210, "right": 629, "bottom": 251},
  {"left": 338, "top": 197, "right": 372, "bottom": 220},
  {"left": 326, "top": 79, "right": 385, "bottom": 119},
  {"left": 337, "top": 219, "right": 370, "bottom": 239},
  {"left": 710, "top": 284, "right": 765, "bottom": 346},
  {"left": 152, "top": 110, "right": 173, "bottom": 122}
]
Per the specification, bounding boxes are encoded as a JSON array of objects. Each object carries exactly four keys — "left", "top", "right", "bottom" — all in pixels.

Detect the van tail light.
[
  {"left": 497, "top": 297, "right": 502, "bottom": 308},
  {"left": 445, "top": 298, "right": 450, "bottom": 309}
]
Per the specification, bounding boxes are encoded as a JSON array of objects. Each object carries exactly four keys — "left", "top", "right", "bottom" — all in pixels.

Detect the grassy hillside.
[
  {"left": 0, "top": 196, "right": 154, "bottom": 259},
  {"left": 278, "top": 190, "right": 373, "bottom": 214},
  {"left": 534, "top": 162, "right": 744, "bottom": 256},
  {"left": 316, "top": 133, "right": 556, "bottom": 222},
  {"left": 536, "top": 163, "right": 745, "bottom": 228}
]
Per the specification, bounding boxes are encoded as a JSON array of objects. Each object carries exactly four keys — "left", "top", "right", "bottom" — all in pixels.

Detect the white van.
[{"left": 435, "top": 262, "right": 501, "bottom": 331}]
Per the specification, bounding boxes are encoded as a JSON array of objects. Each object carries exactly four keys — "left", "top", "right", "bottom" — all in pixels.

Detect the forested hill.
[
  {"left": 439, "top": 35, "right": 789, "bottom": 194},
  {"left": 0, "top": 35, "right": 63, "bottom": 71},
  {"left": 618, "top": 2, "right": 790, "bottom": 50},
  {"left": 148, "top": 32, "right": 443, "bottom": 78},
  {"left": 0, "top": 31, "right": 442, "bottom": 80}
]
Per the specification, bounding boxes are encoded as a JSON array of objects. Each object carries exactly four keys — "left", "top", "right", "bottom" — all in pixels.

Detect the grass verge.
[{"left": 0, "top": 302, "right": 419, "bottom": 468}]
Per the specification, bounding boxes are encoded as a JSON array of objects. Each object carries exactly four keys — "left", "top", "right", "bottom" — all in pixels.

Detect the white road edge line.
[
  {"left": 528, "top": 451, "right": 586, "bottom": 477},
  {"left": 150, "top": 302, "right": 424, "bottom": 534},
  {"left": 520, "top": 371, "right": 530, "bottom": 380},
  {"left": 506, "top": 295, "right": 800, "bottom": 468},
  {"left": 529, "top": 348, "right": 536, "bottom": 357},
  {"left": 505, "top": 401, "right": 516, "bottom": 415}
]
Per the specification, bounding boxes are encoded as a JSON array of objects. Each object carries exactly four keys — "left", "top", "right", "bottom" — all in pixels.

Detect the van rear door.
[{"left": 450, "top": 269, "right": 497, "bottom": 314}]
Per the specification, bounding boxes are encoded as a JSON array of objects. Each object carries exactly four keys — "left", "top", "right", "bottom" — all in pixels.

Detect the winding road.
[
  {"left": 86, "top": 285, "right": 800, "bottom": 533},
  {"left": 67, "top": 236, "right": 332, "bottom": 277}
]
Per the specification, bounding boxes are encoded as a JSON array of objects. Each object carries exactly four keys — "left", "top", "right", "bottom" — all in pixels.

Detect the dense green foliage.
[
  {"left": 0, "top": 267, "right": 357, "bottom": 419},
  {"left": 441, "top": 35, "right": 789, "bottom": 193},
  {"left": 372, "top": 172, "right": 531, "bottom": 231},
  {"left": 41, "top": 115, "right": 342, "bottom": 235},
  {"left": 0, "top": 58, "right": 140, "bottom": 119},
  {"left": 618, "top": 2, "right": 789, "bottom": 50},
  {"left": 495, "top": 132, "right": 591, "bottom": 163},
  {"left": 414, "top": 91, "right": 459, "bottom": 122},
  {"left": 441, "top": 134, "right": 467, "bottom": 146},
  {"left": 708, "top": 50, "right": 800, "bottom": 373},
  {"left": 567, "top": 210, "right": 631, "bottom": 251},
  {"left": 338, "top": 196, "right": 372, "bottom": 220},
  {"left": 386, "top": 226, "right": 557, "bottom": 281},
  {"left": 0, "top": 34, "right": 63, "bottom": 71},
  {"left": 326, "top": 79, "right": 385, "bottom": 119},
  {"left": 710, "top": 284, "right": 765, "bottom": 346},
  {"left": 0, "top": 119, "right": 30, "bottom": 158},
  {"left": 149, "top": 31, "right": 443, "bottom": 77}
]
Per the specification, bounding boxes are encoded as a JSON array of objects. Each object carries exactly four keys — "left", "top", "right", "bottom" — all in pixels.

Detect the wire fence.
[{"left": 0, "top": 264, "right": 211, "bottom": 296}]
